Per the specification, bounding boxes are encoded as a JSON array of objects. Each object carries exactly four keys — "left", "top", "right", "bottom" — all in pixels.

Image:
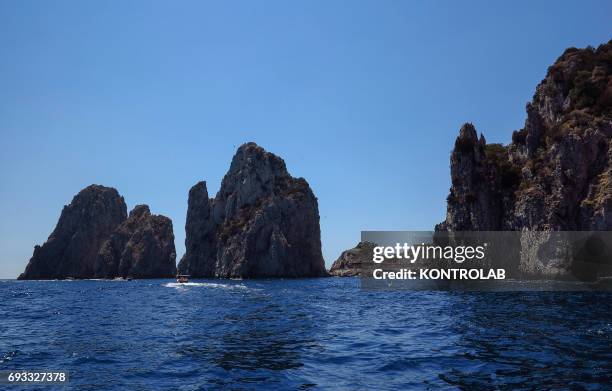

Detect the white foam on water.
[{"left": 163, "top": 282, "right": 248, "bottom": 290}]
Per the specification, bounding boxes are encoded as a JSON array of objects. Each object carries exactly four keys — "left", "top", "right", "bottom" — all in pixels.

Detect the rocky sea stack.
[
  {"left": 178, "top": 142, "right": 327, "bottom": 278},
  {"left": 18, "top": 185, "right": 127, "bottom": 280},
  {"left": 18, "top": 185, "right": 176, "bottom": 280}
]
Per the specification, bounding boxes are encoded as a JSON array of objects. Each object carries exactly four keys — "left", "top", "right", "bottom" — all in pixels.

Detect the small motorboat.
[{"left": 176, "top": 274, "right": 189, "bottom": 283}]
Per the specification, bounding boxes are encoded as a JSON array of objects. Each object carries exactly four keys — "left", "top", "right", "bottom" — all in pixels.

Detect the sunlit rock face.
[
  {"left": 438, "top": 41, "right": 612, "bottom": 233},
  {"left": 436, "top": 41, "right": 612, "bottom": 277},
  {"left": 179, "top": 142, "right": 327, "bottom": 278}
]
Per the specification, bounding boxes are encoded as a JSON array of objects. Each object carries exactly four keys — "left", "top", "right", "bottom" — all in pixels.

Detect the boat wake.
[{"left": 163, "top": 282, "right": 248, "bottom": 290}]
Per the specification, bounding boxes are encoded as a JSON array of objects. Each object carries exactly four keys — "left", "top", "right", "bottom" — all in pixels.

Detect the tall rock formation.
[
  {"left": 436, "top": 40, "right": 612, "bottom": 277},
  {"left": 435, "top": 123, "right": 513, "bottom": 231},
  {"left": 95, "top": 205, "right": 177, "bottom": 279},
  {"left": 19, "top": 186, "right": 177, "bottom": 280},
  {"left": 178, "top": 142, "right": 327, "bottom": 278},
  {"left": 179, "top": 182, "right": 218, "bottom": 277},
  {"left": 438, "top": 40, "right": 611, "bottom": 232},
  {"left": 18, "top": 185, "right": 128, "bottom": 279}
]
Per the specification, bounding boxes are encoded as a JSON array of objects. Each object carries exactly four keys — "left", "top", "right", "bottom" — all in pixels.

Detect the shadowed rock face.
[
  {"left": 19, "top": 186, "right": 177, "bottom": 280},
  {"left": 435, "top": 123, "right": 509, "bottom": 231},
  {"left": 178, "top": 142, "right": 327, "bottom": 278},
  {"left": 329, "top": 242, "right": 376, "bottom": 277},
  {"left": 18, "top": 185, "right": 128, "bottom": 280},
  {"left": 95, "top": 205, "right": 177, "bottom": 279},
  {"left": 178, "top": 182, "right": 217, "bottom": 277},
  {"left": 435, "top": 41, "right": 612, "bottom": 277}
]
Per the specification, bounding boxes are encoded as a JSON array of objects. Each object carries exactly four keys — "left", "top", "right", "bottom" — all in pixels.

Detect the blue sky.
[{"left": 0, "top": 1, "right": 610, "bottom": 278}]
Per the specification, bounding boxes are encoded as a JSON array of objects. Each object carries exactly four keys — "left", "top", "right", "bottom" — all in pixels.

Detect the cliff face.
[
  {"left": 18, "top": 185, "right": 128, "bottom": 280},
  {"left": 438, "top": 41, "right": 612, "bottom": 233},
  {"left": 19, "top": 186, "right": 177, "bottom": 280},
  {"left": 329, "top": 242, "right": 376, "bottom": 277},
  {"left": 178, "top": 142, "right": 327, "bottom": 278},
  {"left": 436, "top": 41, "right": 612, "bottom": 277},
  {"left": 95, "top": 205, "right": 177, "bottom": 279}
]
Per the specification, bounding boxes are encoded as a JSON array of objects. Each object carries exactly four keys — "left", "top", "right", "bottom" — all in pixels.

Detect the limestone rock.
[
  {"left": 177, "top": 182, "right": 217, "bottom": 277},
  {"left": 437, "top": 40, "right": 612, "bottom": 277},
  {"left": 18, "top": 185, "right": 127, "bottom": 279},
  {"left": 95, "top": 205, "right": 177, "bottom": 279},
  {"left": 435, "top": 123, "right": 510, "bottom": 231},
  {"left": 178, "top": 142, "right": 327, "bottom": 278},
  {"left": 329, "top": 242, "right": 376, "bottom": 277}
]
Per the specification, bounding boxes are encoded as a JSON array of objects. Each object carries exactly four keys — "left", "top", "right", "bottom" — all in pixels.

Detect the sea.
[{"left": 0, "top": 278, "right": 611, "bottom": 390}]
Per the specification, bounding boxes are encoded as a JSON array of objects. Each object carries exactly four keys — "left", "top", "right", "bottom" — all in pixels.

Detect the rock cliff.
[
  {"left": 438, "top": 41, "right": 611, "bottom": 232},
  {"left": 178, "top": 142, "right": 327, "bottom": 278},
  {"left": 95, "top": 205, "right": 177, "bottom": 279},
  {"left": 18, "top": 185, "right": 128, "bottom": 279},
  {"left": 19, "top": 186, "right": 177, "bottom": 280},
  {"left": 436, "top": 40, "right": 612, "bottom": 276},
  {"left": 329, "top": 242, "right": 376, "bottom": 276}
]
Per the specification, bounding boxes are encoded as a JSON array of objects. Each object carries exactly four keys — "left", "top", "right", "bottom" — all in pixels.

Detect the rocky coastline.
[
  {"left": 18, "top": 41, "right": 611, "bottom": 280},
  {"left": 435, "top": 41, "right": 611, "bottom": 278},
  {"left": 333, "top": 41, "right": 612, "bottom": 277},
  {"left": 329, "top": 242, "right": 376, "bottom": 277}
]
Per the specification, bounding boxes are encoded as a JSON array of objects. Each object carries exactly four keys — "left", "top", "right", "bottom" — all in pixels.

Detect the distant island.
[{"left": 19, "top": 40, "right": 611, "bottom": 280}]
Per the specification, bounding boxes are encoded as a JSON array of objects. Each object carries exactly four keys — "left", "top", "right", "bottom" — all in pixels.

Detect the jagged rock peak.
[
  {"left": 18, "top": 185, "right": 128, "bottom": 280},
  {"left": 180, "top": 142, "right": 327, "bottom": 278},
  {"left": 214, "top": 142, "right": 292, "bottom": 220},
  {"left": 129, "top": 204, "right": 151, "bottom": 218},
  {"left": 190, "top": 181, "right": 209, "bottom": 198},
  {"left": 512, "top": 40, "right": 612, "bottom": 159},
  {"left": 458, "top": 123, "right": 478, "bottom": 142},
  {"left": 227, "top": 142, "right": 288, "bottom": 177},
  {"left": 95, "top": 204, "right": 176, "bottom": 279},
  {"left": 479, "top": 133, "right": 487, "bottom": 145},
  {"left": 454, "top": 123, "right": 488, "bottom": 155},
  {"left": 223, "top": 142, "right": 290, "bottom": 193}
]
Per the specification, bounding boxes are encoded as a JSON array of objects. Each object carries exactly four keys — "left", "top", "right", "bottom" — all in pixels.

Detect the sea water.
[{"left": 0, "top": 278, "right": 610, "bottom": 390}]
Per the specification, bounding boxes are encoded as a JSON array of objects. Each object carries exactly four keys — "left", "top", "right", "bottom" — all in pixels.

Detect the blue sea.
[{"left": 1, "top": 278, "right": 611, "bottom": 390}]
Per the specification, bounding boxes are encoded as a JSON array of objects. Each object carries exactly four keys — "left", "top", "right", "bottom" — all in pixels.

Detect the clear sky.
[{"left": 0, "top": 1, "right": 610, "bottom": 278}]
